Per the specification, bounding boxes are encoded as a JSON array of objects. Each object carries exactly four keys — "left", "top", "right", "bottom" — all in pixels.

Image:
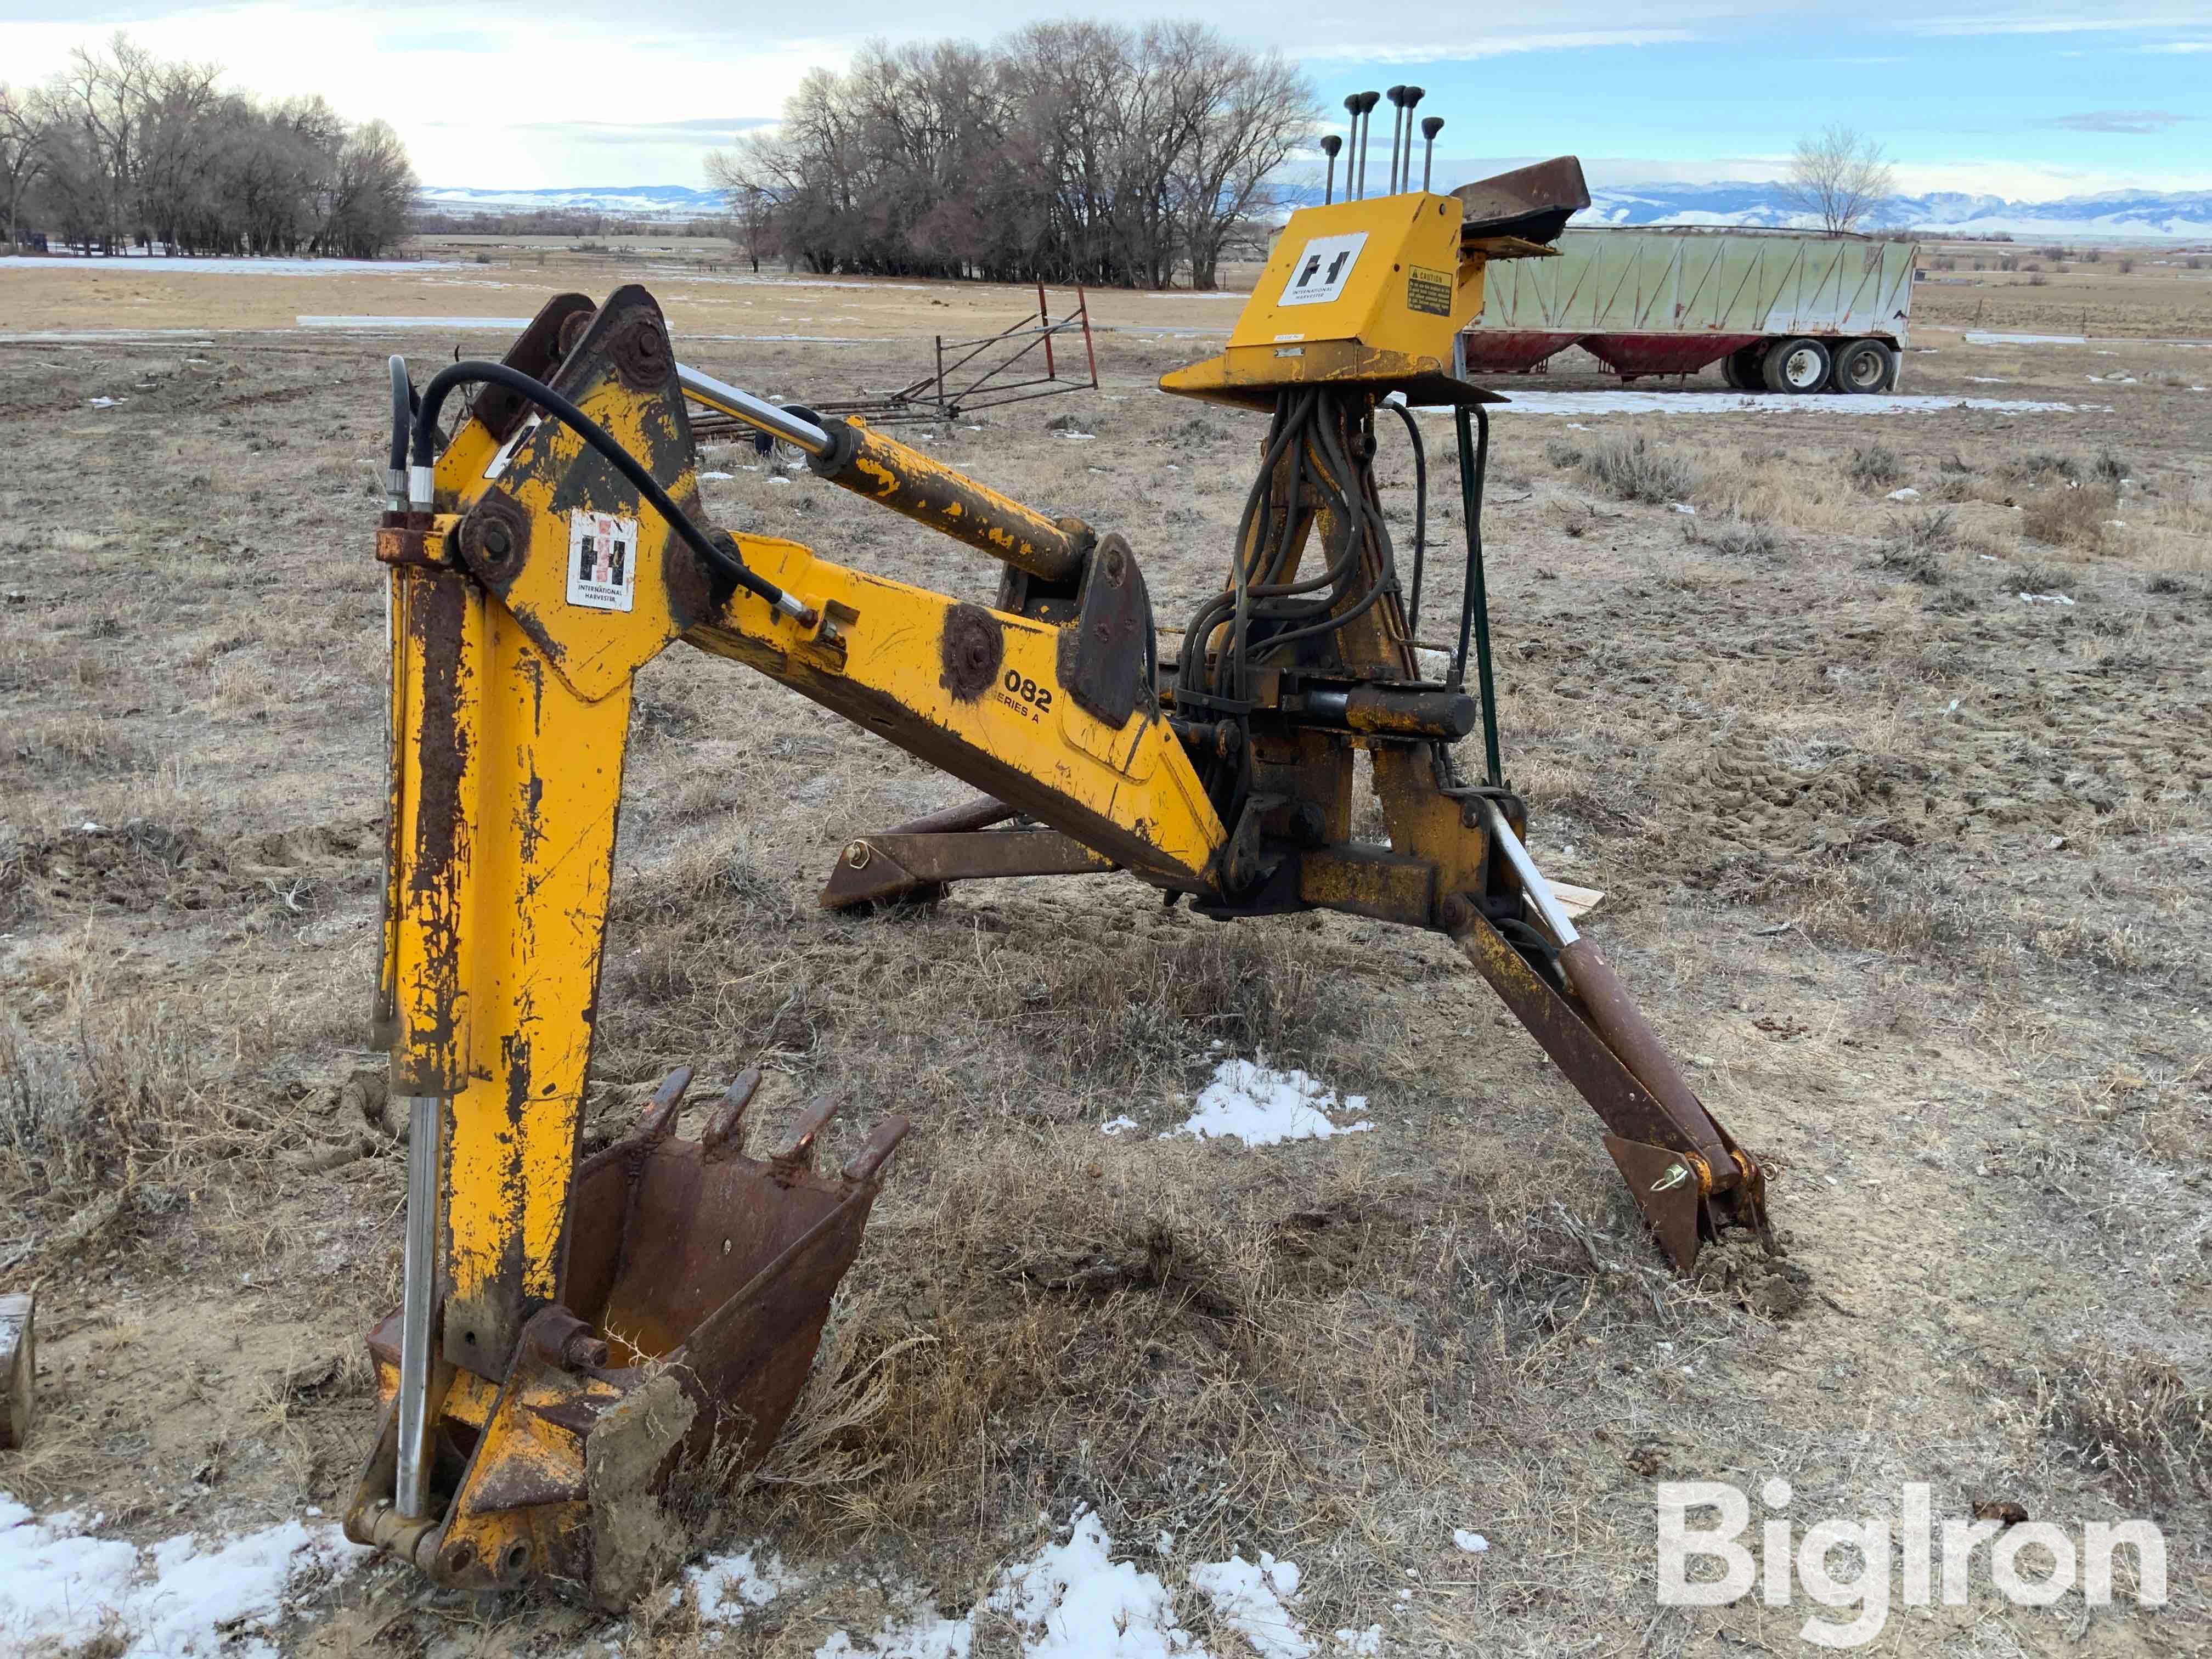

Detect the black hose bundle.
[
  {"left": 1175, "top": 387, "right": 1406, "bottom": 824},
  {"left": 396, "top": 358, "right": 810, "bottom": 623}
]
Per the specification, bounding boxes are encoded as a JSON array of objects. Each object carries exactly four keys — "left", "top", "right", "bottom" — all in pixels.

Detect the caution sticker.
[
  {"left": 1278, "top": 232, "right": 1368, "bottom": 307},
  {"left": 566, "top": 510, "right": 638, "bottom": 612},
  {"left": 1407, "top": 266, "right": 1453, "bottom": 316}
]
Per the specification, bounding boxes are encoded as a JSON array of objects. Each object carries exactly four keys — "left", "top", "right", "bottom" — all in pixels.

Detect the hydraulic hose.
[
  {"left": 1386, "top": 400, "right": 1427, "bottom": 636},
  {"left": 1451, "top": 401, "right": 1502, "bottom": 787},
  {"left": 387, "top": 355, "right": 414, "bottom": 512},
  {"left": 408, "top": 359, "right": 814, "bottom": 625}
]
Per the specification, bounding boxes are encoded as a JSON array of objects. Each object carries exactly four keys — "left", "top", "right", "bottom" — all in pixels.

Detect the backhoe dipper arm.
[{"left": 360, "top": 292, "right": 914, "bottom": 1603}]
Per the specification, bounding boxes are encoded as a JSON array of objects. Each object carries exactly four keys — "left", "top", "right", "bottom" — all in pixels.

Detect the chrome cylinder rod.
[
  {"left": 395, "top": 1092, "right": 442, "bottom": 1518},
  {"left": 675, "top": 364, "right": 831, "bottom": 457},
  {"left": 1479, "top": 799, "right": 1580, "bottom": 946}
]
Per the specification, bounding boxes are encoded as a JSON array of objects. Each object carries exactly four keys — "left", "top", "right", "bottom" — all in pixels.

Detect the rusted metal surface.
[
  {"left": 820, "top": 827, "right": 1114, "bottom": 910},
  {"left": 1295, "top": 844, "right": 1435, "bottom": 927},
  {"left": 884, "top": 795, "right": 1017, "bottom": 837},
  {"left": 605, "top": 307, "right": 676, "bottom": 395},
  {"left": 1454, "top": 328, "right": 1582, "bottom": 374},
  {"left": 387, "top": 566, "right": 472, "bottom": 1097},
  {"left": 374, "top": 518, "right": 439, "bottom": 569},
  {"left": 1446, "top": 900, "right": 1770, "bottom": 1268},
  {"left": 814, "top": 420, "right": 1092, "bottom": 584},
  {"left": 1601, "top": 1135, "right": 1706, "bottom": 1276},
  {"left": 1557, "top": 935, "right": 1734, "bottom": 1180},
  {"left": 471, "top": 293, "right": 596, "bottom": 441},
  {"left": 1308, "top": 684, "right": 1478, "bottom": 740},
  {"left": 939, "top": 604, "right": 1005, "bottom": 702},
  {"left": 1581, "top": 333, "right": 1762, "bottom": 379},
  {"left": 347, "top": 1071, "right": 909, "bottom": 1607},
  {"left": 1056, "top": 533, "right": 1150, "bottom": 729},
  {"left": 1453, "top": 156, "right": 1590, "bottom": 246}
]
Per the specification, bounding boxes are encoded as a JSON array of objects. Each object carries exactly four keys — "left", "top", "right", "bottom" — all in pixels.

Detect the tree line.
[
  {"left": 1, "top": 35, "right": 416, "bottom": 259},
  {"left": 709, "top": 21, "right": 1317, "bottom": 289}
]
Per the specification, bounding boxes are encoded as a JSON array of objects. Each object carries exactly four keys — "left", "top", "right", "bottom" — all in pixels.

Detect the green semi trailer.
[{"left": 1460, "top": 227, "right": 1920, "bottom": 394}]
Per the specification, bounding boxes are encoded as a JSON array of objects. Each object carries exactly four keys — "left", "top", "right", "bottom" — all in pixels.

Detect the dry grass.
[
  {"left": 1844, "top": 442, "right": 1904, "bottom": 489},
  {"left": 1573, "top": 432, "right": 1697, "bottom": 504},
  {"left": 1690, "top": 449, "right": 1860, "bottom": 531},
  {"left": 2021, "top": 481, "right": 2120, "bottom": 550},
  {"left": 1, "top": 998, "right": 211, "bottom": 1216},
  {"left": 1867, "top": 507, "right": 1957, "bottom": 584},
  {"left": 4, "top": 265, "right": 2211, "bottom": 1652},
  {"left": 770, "top": 1131, "right": 1733, "bottom": 1572},
  {"left": 2028, "top": 1344, "right": 2211, "bottom": 1516}
]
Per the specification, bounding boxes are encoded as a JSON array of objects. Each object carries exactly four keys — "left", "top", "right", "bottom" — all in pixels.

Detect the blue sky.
[
  {"left": 1333, "top": 25, "right": 2210, "bottom": 197},
  {"left": 2, "top": 4, "right": 2205, "bottom": 198}
]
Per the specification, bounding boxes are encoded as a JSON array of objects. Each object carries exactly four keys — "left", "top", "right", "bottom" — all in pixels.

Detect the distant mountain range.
[
  {"left": 1577, "top": 183, "right": 2212, "bottom": 241},
  {"left": 420, "top": 184, "right": 729, "bottom": 219},
  {"left": 417, "top": 180, "right": 2212, "bottom": 242}
]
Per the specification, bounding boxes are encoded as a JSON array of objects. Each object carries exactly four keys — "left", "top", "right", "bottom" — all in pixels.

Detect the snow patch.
[
  {"left": 1453, "top": 1530, "right": 1491, "bottom": 1553},
  {"left": 1437, "top": 391, "right": 2108, "bottom": 417},
  {"left": 1099, "top": 1116, "right": 1141, "bottom": 1137},
  {"left": 988, "top": 1510, "right": 1193, "bottom": 1658},
  {"left": 0, "top": 330, "right": 216, "bottom": 345},
  {"left": 1334, "top": 1628, "right": 1384, "bottom": 1655},
  {"left": 2018, "top": 591, "right": 2075, "bottom": 606},
  {"left": 1189, "top": 1554, "right": 1310, "bottom": 1659},
  {"left": 815, "top": 1510, "right": 1197, "bottom": 1659},
  {"left": 6, "top": 255, "right": 462, "bottom": 275},
  {"left": 1887, "top": 488, "right": 1920, "bottom": 501},
  {"left": 816, "top": 1605, "right": 973, "bottom": 1659},
  {"left": 1965, "top": 331, "right": 2085, "bottom": 346},
  {"left": 1169, "top": 1058, "right": 1372, "bottom": 1146},
  {"left": 0, "top": 1493, "right": 370, "bottom": 1656},
  {"left": 691, "top": 1544, "right": 805, "bottom": 1623},
  {"left": 804, "top": 1513, "right": 1330, "bottom": 1659},
  {"left": 297, "top": 315, "right": 535, "bottom": 329}
]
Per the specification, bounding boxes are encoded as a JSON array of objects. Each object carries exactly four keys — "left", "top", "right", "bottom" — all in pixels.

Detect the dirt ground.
[{"left": 1, "top": 239, "right": 2208, "bottom": 1657}]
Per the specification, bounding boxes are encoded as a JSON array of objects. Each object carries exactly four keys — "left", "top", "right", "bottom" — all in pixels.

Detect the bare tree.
[
  {"left": 1781, "top": 123, "right": 1894, "bottom": 235},
  {"left": 11, "top": 35, "right": 416, "bottom": 258},
  {"left": 1173, "top": 45, "right": 1314, "bottom": 290},
  {"left": 323, "top": 119, "right": 415, "bottom": 257},
  {"left": 0, "top": 84, "right": 50, "bottom": 252},
  {"left": 708, "top": 21, "right": 1313, "bottom": 289}
]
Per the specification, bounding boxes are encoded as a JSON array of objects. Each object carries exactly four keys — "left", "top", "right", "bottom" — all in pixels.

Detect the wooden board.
[
  {"left": 0, "top": 1291, "right": 31, "bottom": 1449},
  {"left": 1549, "top": 881, "right": 1605, "bottom": 921}
]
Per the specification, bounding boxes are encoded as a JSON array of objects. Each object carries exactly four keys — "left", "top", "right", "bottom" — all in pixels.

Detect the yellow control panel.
[{"left": 1162, "top": 192, "right": 1492, "bottom": 409}]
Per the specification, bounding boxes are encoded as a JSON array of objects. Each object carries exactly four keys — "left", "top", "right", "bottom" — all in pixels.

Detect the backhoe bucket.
[{"left": 345, "top": 1070, "right": 907, "bottom": 1607}]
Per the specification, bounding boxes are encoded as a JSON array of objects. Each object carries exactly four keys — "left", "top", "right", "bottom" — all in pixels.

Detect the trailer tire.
[
  {"left": 1761, "top": 337, "right": 1830, "bottom": 394},
  {"left": 1830, "top": 338, "right": 1898, "bottom": 394},
  {"left": 1720, "top": 345, "right": 1765, "bottom": 390}
]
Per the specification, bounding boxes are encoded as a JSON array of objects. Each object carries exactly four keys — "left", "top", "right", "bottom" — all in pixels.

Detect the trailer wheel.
[
  {"left": 1761, "top": 337, "right": 1830, "bottom": 394},
  {"left": 1720, "top": 345, "right": 1765, "bottom": 390},
  {"left": 1830, "top": 338, "right": 1898, "bottom": 394}
]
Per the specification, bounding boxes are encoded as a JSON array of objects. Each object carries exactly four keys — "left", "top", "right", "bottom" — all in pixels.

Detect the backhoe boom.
[{"left": 350, "top": 145, "right": 1779, "bottom": 1605}]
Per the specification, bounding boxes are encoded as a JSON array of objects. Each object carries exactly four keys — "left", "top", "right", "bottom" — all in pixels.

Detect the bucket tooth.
[
  {"left": 842, "top": 1117, "right": 910, "bottom": 1184},
  {"left": 774, "top": 1096, "right": 841, "bottom": 1179},
  {"left": 636, "top": 1067, "right": 692, "bottom": 1142},
  {"left": 348, "top": 1092, "right": 908, "bottom": 1608},
  {"left": 702, "top": 1068, "right": 762, "bottom": 1160}
]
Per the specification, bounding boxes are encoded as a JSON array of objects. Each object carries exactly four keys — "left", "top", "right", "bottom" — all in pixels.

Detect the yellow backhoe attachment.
[{"left": 352, "top": 146, "right": 1775, "bottom": 1603}]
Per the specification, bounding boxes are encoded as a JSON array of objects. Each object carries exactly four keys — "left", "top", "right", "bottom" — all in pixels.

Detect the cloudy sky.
[{"left": 2, "top": 2, "right": 2205, "bottom": 201}]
